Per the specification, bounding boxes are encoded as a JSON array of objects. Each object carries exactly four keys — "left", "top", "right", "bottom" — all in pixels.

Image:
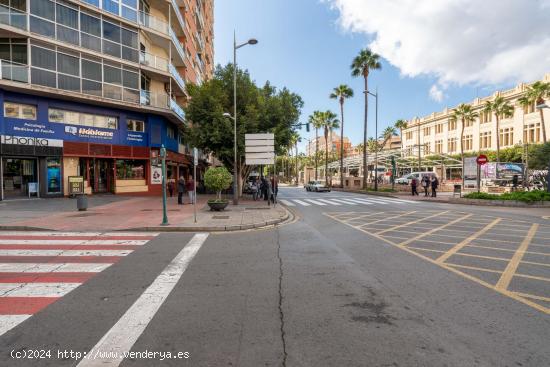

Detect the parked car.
[
  {"left": 395, "top": 172, "right": 437, "bottom": 185},
  {"left": 305, "top": 180, "right": 331, "bottom": 192}
]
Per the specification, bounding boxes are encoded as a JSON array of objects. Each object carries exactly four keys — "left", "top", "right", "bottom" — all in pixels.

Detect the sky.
[{"left": 213, "top": 0, "right": 550, "bottom": 152}]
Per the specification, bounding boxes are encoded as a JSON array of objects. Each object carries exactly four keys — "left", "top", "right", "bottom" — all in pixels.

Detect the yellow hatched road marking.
[
  {"left": 515, "top": 273, "right": 550, "bottom": 283},
  {"left": 323, "top": 212, "right": 550, "bottom": 314},
  {"left": 446, "top": 263, "right": 502, "bottom": 274},
  {"left": 436, "top": 218, "right": 502, "bottom": 264},
  {"left": 359, "top": 211, "right": 417, "bottom": 227},
  {"left": 522, "top": 260, "right": 550, "bottom": 267},
  {"left": 465, "top": 244, "right": 550, "bottom": 256},
  {"left": 398, "top": 213, "right": 473, "bottom": 247},
  {"left": 496, "top": 224, "right": 539, "bottom": 291},
  {"left": 513, "top": 292, "right": 550, "bottom": 302},
  {"left": 376, "top": 211, "right": 450, "bottom": 235},
  {"left": 407, "top": 246, "right": 445, "bottom": 253}
]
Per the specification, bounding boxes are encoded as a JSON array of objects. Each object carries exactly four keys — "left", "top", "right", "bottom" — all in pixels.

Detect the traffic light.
[{"left": 306, "top": 123, "right": 310, "bottom": 132}]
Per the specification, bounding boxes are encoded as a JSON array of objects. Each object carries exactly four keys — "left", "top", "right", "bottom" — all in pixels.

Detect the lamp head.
[
  {"left": 248, "top": 38, "right": 258, "bottom": 45},
  {"left": 223, "top": 113, "right": 232, "bottom": 118}
]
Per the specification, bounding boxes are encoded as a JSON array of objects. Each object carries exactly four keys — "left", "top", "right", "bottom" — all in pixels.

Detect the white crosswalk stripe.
[
  {"left": 345, "top": 198, "right": 376, "bottom": 205},
  {"left": 316, "top": 199, "right": 341, "bottom": 206},
  {"left": 279, "top": 199, "right": 295, "bottom": 206},
  {"left": 304, "top": 199, "right": 327, "bottom": 206},
  {"left": 327, "top": 198, "right": 358, "bottom": 205},
  {"left": 292, "top": 199, "right": 311, "bottom": 206}
]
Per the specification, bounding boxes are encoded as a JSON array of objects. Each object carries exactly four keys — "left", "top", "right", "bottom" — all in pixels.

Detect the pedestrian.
[
  {"left": 270, "top": 175, "right": 278, "bottom": 204},
  {"left": 266, "top": 177, "right": 273, "bottom": 206},
  {"left": 177, "top": 175, "right": 185, "bottom": 205},
  {"left": 421, "top": 175, "right": 430, "bottom": 197},
  {"left": 186, "top": 176, "right": 195, "bottom": 204},
  {"left": 411, "top": 177, "right": 419, "bottom": 196},
  {"left": 431, "top": 176, "right": 439, "bottom": 197},
  {"left": 261, "top": 177, "right": 269, "bottom": 201},
  {"left": 167, "top": 180, "right": 174, "bottom": 197},
  {"left": 251, "top": 179, "right": 259, "bottom": 201}
]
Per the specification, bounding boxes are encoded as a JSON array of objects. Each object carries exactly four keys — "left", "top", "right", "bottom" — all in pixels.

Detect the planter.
[{"left": 207, "top": 200, "right": 229, "bottom": 211}]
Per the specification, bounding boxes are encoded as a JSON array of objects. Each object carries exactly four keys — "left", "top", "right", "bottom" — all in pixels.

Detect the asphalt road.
[{"left": 1, "top": 187, "right": 549, "bottom": 366}]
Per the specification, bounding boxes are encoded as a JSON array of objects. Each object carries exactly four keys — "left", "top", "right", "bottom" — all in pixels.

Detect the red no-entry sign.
[{"left": 476, "top": 155, "right": 488, "bottom": 165}]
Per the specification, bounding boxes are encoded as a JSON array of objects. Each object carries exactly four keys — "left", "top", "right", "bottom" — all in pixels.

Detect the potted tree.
[{"left": 204, "top": 167, "right": 233, "bottom": 211}]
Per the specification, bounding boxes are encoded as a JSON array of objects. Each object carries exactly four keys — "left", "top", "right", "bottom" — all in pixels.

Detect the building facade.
[
  {"left": 306, "top": 134, "right": 351, "bottom": 157},
  {"left": 402, "top": 74, "right": 550, "bottom": 159},
  {"left": 0, "top": 0, "right": 214, "bottom": 200}
]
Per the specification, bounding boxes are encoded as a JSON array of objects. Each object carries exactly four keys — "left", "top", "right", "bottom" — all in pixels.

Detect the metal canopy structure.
[{"left": 326, "top": 146, "right": 463, "bottom": 174}]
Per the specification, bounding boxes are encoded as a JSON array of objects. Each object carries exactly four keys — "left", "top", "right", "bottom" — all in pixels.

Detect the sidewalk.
[
  {"left": 331, "top": 187, "right": 454, "bottom": 203},
  {"left": 0, "top": 195, "right": 289, "bottom": 232}
]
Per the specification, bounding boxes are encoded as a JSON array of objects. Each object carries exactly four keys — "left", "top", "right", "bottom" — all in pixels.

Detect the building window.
[
  {"left": 405, "top": 131, "right": 413, "bottom": 140},
  {"left": 448, "top": 119, "right": 457, "bottom": 131},
  {"left": 167, "top": 126, "right": 175, "bottom": 139},
  {"left": 435, "top": 140, "right": 443, "bottom": 154},
  {"left": 462, "top": 135, "right": 473, "bottom": 151},
  {"left": 4, "top": 102, "right": 37, "bottom": 120},
  {"left": 464, "top": 119, "right": 473, "bottom": 127},
  {"left": 423, "top": 127, "right": 431, "bottom": 136},
  {"left": 435, "top": 123, "right": 444, "bottom": 134},
  {"left": 127, "top": 119, "right": 144, "bottom": 132},
  {"left": 424, "top": 142, "right": 431, "bottom": 154},
  {"left": 522, "top": 100, "right": 536, "bottom": 114},
  {"left": 116, "top": 160, "right": 145, "bottom": 179},
  {"left": 480, "top": 131, "right": 491, "bottom": 149},
  {"left": 499, "top": 128, "right": 514, "bottom": 147},
  {"left": 480, "top": 110, "right": 492, "bottom": 124},
  {"left": 48, "top": 108, "right": 118, "bottom": 129},
  {"left": 524, "top": 122, "right": 541, "bottom": 143},
  {"left": 447, "top": 138, "right": 457, "bottom": 153}
]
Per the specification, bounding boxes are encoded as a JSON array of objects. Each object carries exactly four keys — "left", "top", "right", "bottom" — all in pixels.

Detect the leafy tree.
[
  {"left": 484, "top": 96, "right": 514, "bottom": 163},
  {"left": 309, "top": 111, "right": 324, "bottom": 180},
  {"left": 330, "top": 84, "right": 354, "bottom": 187},
  {"left": 204, "top": 167, "right": 233, "bottom": 200},
  {"left": 185, "top": 64, "right": 303, "bottom": 193},
  {"left": 289, "top": 131, "right": 301, "bottom": 184},
  {"left": 380, "top": 126, "right": 397, "bottom": 149},
  {"left": 351, "top": 48, "right": 382, "bottom": 189}
]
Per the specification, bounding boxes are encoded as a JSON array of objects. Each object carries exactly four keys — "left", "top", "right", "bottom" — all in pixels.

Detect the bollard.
[{"left": 77, "top": 194, "right": 88, "bottom": 211}]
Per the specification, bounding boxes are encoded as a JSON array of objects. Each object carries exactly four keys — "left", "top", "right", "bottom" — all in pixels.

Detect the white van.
[{"left": 396, "top": 172, "right": 437, "bottom": 185}]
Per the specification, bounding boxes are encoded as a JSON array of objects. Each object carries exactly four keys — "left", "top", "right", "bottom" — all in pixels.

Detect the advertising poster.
[
  {"left": 463, "top": 157, "right": 478, "bottom": 188},
  {"left": 151, "top": 166, "right": 163, "bottom": 184}
]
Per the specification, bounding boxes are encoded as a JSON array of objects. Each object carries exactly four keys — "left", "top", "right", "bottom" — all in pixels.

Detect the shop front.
[{"left": 0, "top": 135, "right": 63, "bottom": 200}]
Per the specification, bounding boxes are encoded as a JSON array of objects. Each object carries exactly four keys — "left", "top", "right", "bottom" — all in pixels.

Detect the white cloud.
[
  {"left": 329, "top": 0, "right": 550, "bottom": 88},
  {"left": 429, "top": 84, "right": 444, "bottom": 102}
]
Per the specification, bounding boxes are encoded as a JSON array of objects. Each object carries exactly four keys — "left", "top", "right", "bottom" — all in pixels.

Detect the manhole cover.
[{"left": 212, "top": 215, "right": 230, "bottom": 219}]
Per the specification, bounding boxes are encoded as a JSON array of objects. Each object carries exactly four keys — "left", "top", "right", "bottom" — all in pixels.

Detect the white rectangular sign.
[
  {"left": 245, "top": 133, "right": 275, "bottom": 165},
  {"left": 246, "top": 158, "right": 275, "bottom": 165},
  {"left": 1, "top": 135, "right": 63, "bottom": 147},
  {"left": 246, "top": 152, "right": 275, "bottom": 160},
  {"left": 245, "top": 139, "right": 275, "bottom": 147},
  {"left": 245, "top": 133, "right": 274, "bottom": 140},
  {"left": 246, "top": 145, "right": 273, "bottom": 153}
]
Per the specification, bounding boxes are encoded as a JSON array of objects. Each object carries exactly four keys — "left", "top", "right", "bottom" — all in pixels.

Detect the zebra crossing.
[
  {"left": 0, "top": 232, "right": 158, "bottom": 336},
  {"left": 279, "top": 196, "right": 419, "bottom": 207}
]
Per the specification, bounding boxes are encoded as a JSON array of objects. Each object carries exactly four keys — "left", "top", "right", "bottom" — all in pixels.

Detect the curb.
[
  {"left": 448, "top": 198, "right": 550, "bottom": 208},
  {"left": 0, "top": 207, "right": 292, "bottom": 233}
]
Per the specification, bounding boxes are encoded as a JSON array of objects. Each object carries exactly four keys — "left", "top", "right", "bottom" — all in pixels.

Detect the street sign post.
[
  {"left": 476, "top": 154, "right": 488, "bottom": 192},
  {"left": 160, "top": 145, "right": 168, "bottom": 226}
]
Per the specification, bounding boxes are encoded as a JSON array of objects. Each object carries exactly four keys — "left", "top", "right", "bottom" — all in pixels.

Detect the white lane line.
[
  {"left": 77, "top": 233, "right": 209, "bottom": 367},
  {"left": 292, "top": 199, "right": 311, "bottom": 207},
  {"left": 0, "top": 250, "right": 132, "bottom": 257},
  {"left": 317, "top": 199, "right": 341, "bottom": 206},
  {"left": 0, "top": 315, "right": 31, "bottom": 335},
  {"left": 0, "top": 240, "right": 149, "bottom": 245},
  {"left": 331, "top": 199, "right": 358, "bottom": 205},
  {"left": 0, "top": 283, "right": 81, "bottom": 297},
  {"left": 304, "top": 199, "right": 327, "bottom": 206},
  {"left": 279, "top": 199, "right": 295, "bottom": 206},
  {"left": 0, "top": 263, "right": 112, "bottom": 273}
]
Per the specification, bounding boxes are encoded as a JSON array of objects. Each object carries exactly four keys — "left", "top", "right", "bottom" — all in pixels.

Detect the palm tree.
[
  {"left": 309, "top": 111, "right": 324, "bottom": 181},
  {"left": 484, "top": 96, "right": 514, "bottom": 163},
  {"left": 526, "top": 81, "right": 550, "bottom": 143},
  {"left": 367, "top": 137, "right": 379, "bottom": 153},
  {"left": 330, "top": 84, "right": 354, "bottom": 188},
  {"left": 289, "top": 131, "right": 301, "bottom": 185},
  {"left": 380, "top": 126, "right": 398, "bottom": 150},
  {"left": 394, "top": 119, "right": 408, "bottom": 150},
  {"left": 351, "top": 48, "right": 382, "bottom": 189},
  {"left": 451, "top": 104, "right": 478, "bottom": 187},
  {"left": 321, "top": 111, "right": 340, "bottom": 186}
]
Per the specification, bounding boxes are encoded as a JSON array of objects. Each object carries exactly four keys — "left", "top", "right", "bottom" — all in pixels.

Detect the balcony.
[
  {"left": 0, "top": 60, "right": 29, "bottom": 83},
  {"left": 0, "top": 10, "right": 27, "bottom": 31},
  {"left": 139, "top": 11, "right": 169, "bottom": 35},
  {"left": 169, "top": 0, "right": 186, "bottom": 34},
  {"left": 169, "top": 28, "right": 186, "bottom": 62},
  {"left": 169, "top": 63, "right": 185, "bottom": 92},
  {"left": 170, "top": 98, "right": 185, "bottom": 121},
  {"left": 194, "top": 6, "right": 204, "bottom": 30},
  {"left": 139, "top": 51, "right": 169, "bottom": 72}
]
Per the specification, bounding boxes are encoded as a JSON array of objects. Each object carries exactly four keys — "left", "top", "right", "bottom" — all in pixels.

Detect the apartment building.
[
  {"left": 402, "top": 73, "right": 550, "bottom": 158},
  {"left": 306, "top": 134, "right": 351, "bottom": 156},
  {"left": 0, "top": 0, "right": 214, "bottom": 199}
]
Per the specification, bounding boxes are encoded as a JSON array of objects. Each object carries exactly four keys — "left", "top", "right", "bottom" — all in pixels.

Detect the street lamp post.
[
  {"left": 230, "top": 32, "right": 258, "bottom": 205},
  {"left": 536, "top": 100, "right": 549, "bottom": 192},
  {"left": 366, "top": 89, "right": 379, "bottom": 191}
]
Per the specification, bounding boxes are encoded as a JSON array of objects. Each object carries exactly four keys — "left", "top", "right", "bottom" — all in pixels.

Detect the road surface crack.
[{"left": 276, "top": 225, "right": 288, "bottom": 367}]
